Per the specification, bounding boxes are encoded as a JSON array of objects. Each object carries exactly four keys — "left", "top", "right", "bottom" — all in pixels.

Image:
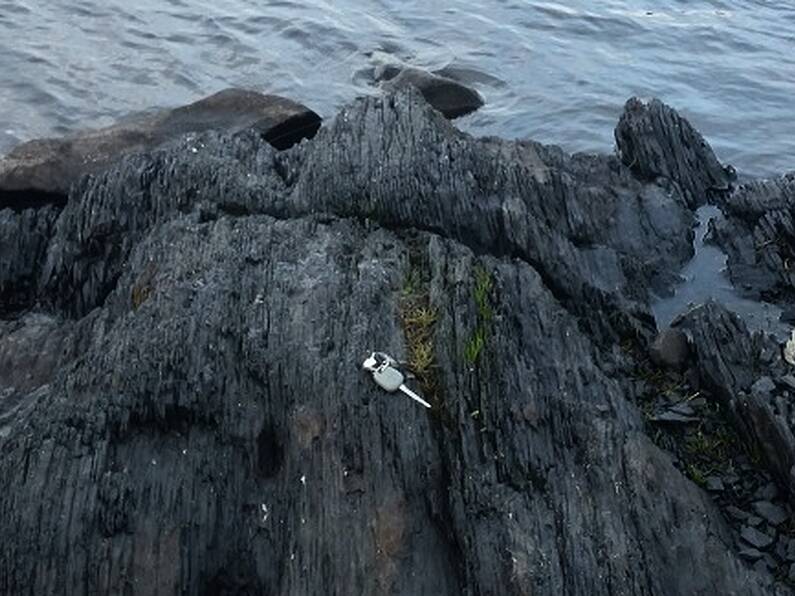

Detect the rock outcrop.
[
  {"left": 0, "top": 88, "right": 321, "bottom": 202},
  {"left": 615, "top": 97, "right": 734, "bottom": 208},
  {"left": 710, "top": 173, "right": 795, "bottom": 304},
  {"left": 0, "top": 89, "right": 788, "bottom": 595}
]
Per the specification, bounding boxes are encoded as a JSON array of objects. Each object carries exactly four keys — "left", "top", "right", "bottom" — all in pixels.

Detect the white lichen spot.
[
  {"left": 785, "top": 330, "right": 795, "bottom": 365},
  {"left": 300, "top": 474, "right": 306, "bottom": 486},
  {"left": 260, "top": 504, "right": 269, "bottom": 522}
]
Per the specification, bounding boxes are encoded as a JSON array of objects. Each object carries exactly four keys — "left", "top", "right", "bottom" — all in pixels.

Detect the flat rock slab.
[
  {"left": 0, "top": 88, "right": 321, "bottom": 199},
  {"left": 705, "top": 477, "right": 725, "bottom": 492},
  {"left": 650, "top": 410, "right": 700, "bottom": 424},
  {"left": 739, "top": 548, "right": 764, "bottom": 561}
]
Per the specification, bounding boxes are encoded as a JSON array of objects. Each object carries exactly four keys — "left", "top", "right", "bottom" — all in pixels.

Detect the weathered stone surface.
[
  {"left": 615, "top": 97, "right": 733, "bottom": 208},
  {"left": 0, "top": 88, "right": 321, "bottom": 200},
  {"left": 0, "top": 90, "right": 783, "bottom": 594}
]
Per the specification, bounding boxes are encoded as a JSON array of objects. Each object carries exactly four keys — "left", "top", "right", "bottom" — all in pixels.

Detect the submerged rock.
[
  {"left": 0, "top": 89, "right": 785, "bottom": 594},
  {"left": 378, "top": 65, "right": 484, "bottom": 119},
  {"left": 0, "top": 88, "right": 321, "bottom": 201}
]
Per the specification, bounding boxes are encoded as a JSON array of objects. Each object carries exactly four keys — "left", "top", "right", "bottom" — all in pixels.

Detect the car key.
[{"left": 362, "top": 352, "right": 432, "bottom": 409}]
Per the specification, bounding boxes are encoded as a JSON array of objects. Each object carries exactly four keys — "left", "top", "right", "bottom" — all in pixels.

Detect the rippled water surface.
[{"left": 0, "top": 1, "right": 793, "bottom": 176}]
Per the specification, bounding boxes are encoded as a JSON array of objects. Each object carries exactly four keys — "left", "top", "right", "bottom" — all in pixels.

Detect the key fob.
[{"left": 372, "top": 365, "right": 404, "bottom": 392}]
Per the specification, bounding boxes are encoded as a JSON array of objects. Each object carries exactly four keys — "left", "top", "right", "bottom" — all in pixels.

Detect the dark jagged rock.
[
  {"left": 615, "top": 97, "right": 733, "bottom": 208},
  {"left": 0, "top": 88, "right": 321, "bottom": 202},
  {"left": 0, "top": 89, "right": 786, "bottom": 594},
  {"left": 0, "top": 206, "right": 60, "bottom": 314},
  {"left": 377, "top": 65, "right": 484, "bottom": 119},
  {"left": 676, "top": 302, "right": 795, "bottom": 503},
  {"left": 710, "top": 173, "right": 795, "bottom": 303}
]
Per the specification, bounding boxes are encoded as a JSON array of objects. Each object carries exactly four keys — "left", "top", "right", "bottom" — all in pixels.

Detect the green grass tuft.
[{"left": 465, "top": 266, "right": 495, "bottom": 365}]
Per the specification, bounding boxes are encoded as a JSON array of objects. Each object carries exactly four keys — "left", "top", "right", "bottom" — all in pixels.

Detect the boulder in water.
[
  {"left": 378, "top": 66, "right": 484, "bottom": 119},
  {"left": 0, "top": 88, "right": 321, "bottom": 202}
]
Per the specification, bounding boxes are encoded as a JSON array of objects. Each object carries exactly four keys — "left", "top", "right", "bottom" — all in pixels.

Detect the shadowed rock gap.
[{"left": 0, "top": 189, "right": 68, "bottom": 212}]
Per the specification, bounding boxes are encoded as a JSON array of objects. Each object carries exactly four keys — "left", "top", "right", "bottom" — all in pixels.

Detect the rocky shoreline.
[{"left": 1, "top": 83, "right": 794, "bottom": 594}]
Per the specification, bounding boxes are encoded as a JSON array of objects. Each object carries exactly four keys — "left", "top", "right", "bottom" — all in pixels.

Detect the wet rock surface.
[
  {"left": 375, "top": 63, "right": 484, "bottom": 119},
  {"left": 0, "top": 88, "right": 321, "bottom": 202},
  {"left": 0, "top": 89, "right": 791, "bottom": 594}
]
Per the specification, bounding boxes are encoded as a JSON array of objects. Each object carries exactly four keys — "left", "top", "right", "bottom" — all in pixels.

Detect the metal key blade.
[{"left": 398, "top": 384, "right": 432, "bottom": 409}]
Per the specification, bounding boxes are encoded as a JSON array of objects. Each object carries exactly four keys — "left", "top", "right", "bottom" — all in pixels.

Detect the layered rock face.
[
  {"left": 0, "top": 90, "right": 790, "bottom": 595},
  {"left": 710, "top": 173, "right": 795, "bottom": 305}
]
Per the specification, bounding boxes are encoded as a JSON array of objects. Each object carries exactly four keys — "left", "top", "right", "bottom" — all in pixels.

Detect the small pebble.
[
  {"left": 786, "top": 540, "right": 795, "bottom": 562},
  {"left": 746, "top": 516, "right": 763, "bottom": 527},
  {"left": 705, "top": 476, "right": 724, "bottom": 492},
  {"left": 724, "top": 474, "right": 741, "bottom": 486},
  {"left": 778, "top": 375, "right": 795, "bottom": 391},
  {"left": 752, "top": 501, "right": 789, "bottom": 526},
  {"left": 738, "top": 547, "right": 763, "bottom": 561},
  {"left": 670, "top": 403, "right": 695, "bottom": 417},
  {"left": 726, "top": 506, "right": 749, "bottom": 521},
  {"left": 763, "top": 554, "right": 778, "bottom": 570},
  {"left": 753, "top": 559, "right": 769, "bottom": 576},
  {"left": 751, "top": 376, "right": 776, "bottom": 399},
  {"left": 755, "top": 482, "right": 778, "bottom": 501},
  {"left": 741, "top": 526, "right": 775, "bottom": 550}
]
